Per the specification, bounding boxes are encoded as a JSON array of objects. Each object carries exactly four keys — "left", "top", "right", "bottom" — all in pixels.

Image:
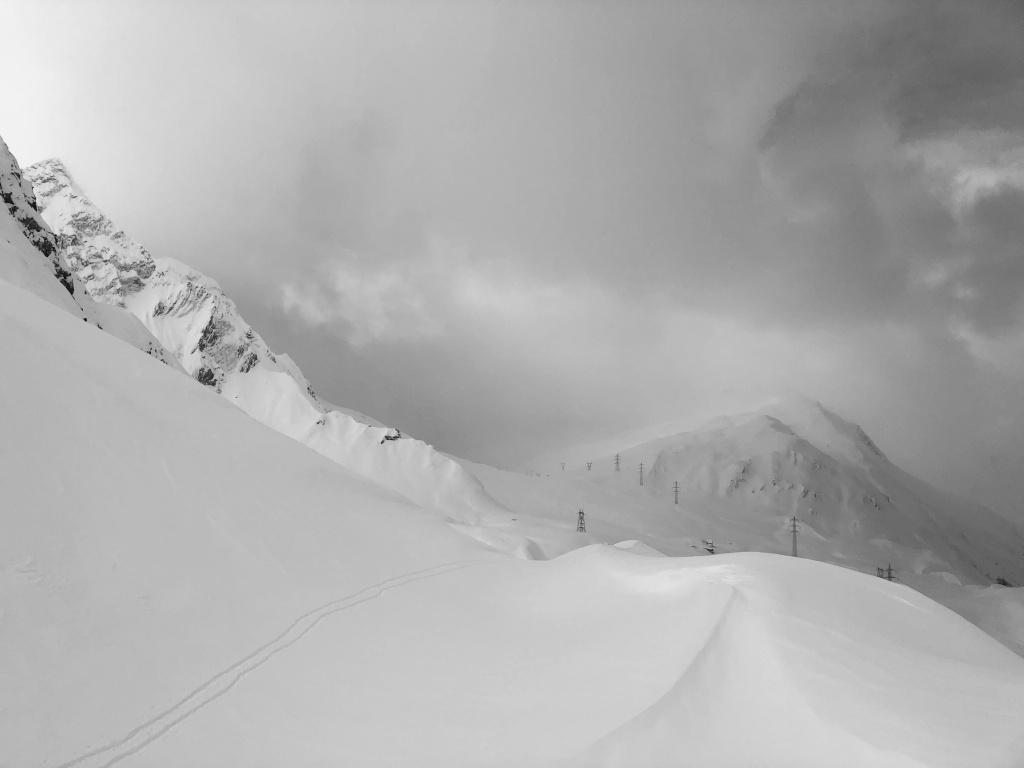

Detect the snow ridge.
[
  {"left": 26, "top": 158, "right": 508, "bottom": 526},
  {"left": 0, "top": 143, "right": 182, "bottom": 369}
]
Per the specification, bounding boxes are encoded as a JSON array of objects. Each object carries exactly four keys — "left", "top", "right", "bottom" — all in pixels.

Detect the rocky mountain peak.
[
  {"left": 25, "top": 158, "right": 504, "bottom": 524},
  {"left": 0, "top": 145, "right": 72, "bottom": 294},
  {"left": 24, "top": 158, "right": 272, "bottom": 393},
  {"left": 25, "top": 158, "right": 158, "bottom": 301}
]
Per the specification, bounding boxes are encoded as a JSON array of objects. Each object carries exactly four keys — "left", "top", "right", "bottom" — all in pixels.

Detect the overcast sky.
[{"left": 3, "top": 0, "right": 1024, "bottom": 519}]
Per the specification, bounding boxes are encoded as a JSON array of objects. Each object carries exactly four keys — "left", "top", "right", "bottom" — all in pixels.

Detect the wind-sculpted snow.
[
  {"left": 26, "top": 158, "right": 510, "bottom": 529},
  {"left": 4, "top": 268, "right": 1024, "bottom": 767},
  {"left": 567, "top": 551, "right": 1024, "bottom": 768}
]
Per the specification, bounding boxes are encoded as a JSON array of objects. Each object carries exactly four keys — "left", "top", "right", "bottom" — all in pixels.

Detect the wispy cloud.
[{"left": 282, "top": 262, "right": 442, "bottom": 348}]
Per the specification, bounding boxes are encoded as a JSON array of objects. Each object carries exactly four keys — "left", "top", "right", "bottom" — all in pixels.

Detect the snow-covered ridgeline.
[
  {"left": 514, "top": 397, "right": 1024, "bottom": 587},
  {"left": 26, "top": 158, "right": 507, "bottom": 525},
  {"left": 641, "top": 402, "right": 1024, "bottom": 584},
  {"left": 0, "top": 140, "right": 182, "bottom": 368}
]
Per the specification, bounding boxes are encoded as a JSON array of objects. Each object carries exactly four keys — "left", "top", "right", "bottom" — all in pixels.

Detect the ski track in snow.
[{"left": 55, "top": 558, "right": 495, "bottom": 768}]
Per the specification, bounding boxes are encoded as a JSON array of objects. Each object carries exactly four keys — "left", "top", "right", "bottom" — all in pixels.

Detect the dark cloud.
[
  {"left": 756, "top": 0, "right": 1024, "bottom": 334},
  {"left": 884, "top": 0, "right": 1024, "bottom": 136}
]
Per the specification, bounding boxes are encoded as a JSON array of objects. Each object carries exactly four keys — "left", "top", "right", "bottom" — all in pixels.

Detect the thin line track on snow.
[{"left": 56, "top": 558, "right": 494, "bottom": 768}]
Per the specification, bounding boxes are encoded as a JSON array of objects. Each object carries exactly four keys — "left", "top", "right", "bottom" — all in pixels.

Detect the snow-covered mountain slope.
[
  {"left": 0, "top": 137, "right": 79, "bottom": 315},
  {"left": 517, "top": 398, "right": 1024, "bottom": 584},
  {"left": 26, "top": 158, "right": 507, "bottom": 528},
  {"left": 3, "top": 278, "right": 1024, "bottom": 766},
  {"left": 641, "top": 402, "right": 1024, "bottom": 581},
  {"left": 465, "top": 400, "right": 1024, "bottom": 652},
  {"left": 0, "top": 275, "right": 489, "bottom": 765},
  {"left": 1, "top": 139, "right": 180, "bottom": 369}
]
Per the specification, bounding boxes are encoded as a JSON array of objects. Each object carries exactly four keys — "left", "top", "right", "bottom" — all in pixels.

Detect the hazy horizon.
[{"left": 3, "top": 0, "right": 1023, "bottom": 520}]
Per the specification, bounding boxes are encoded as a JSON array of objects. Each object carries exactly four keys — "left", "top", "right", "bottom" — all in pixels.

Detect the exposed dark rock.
[
  {"left": 239, "top": 351, "right": 259, "bottom": 373},
  {"left": 0, "top": 151, "right": 72, "bottom": 295},
  {"left": 195, "top": 367, "right": 217, "bottom": 388},
  {"left": 196, "top": 315, "right": 221, "bottom": 353}
]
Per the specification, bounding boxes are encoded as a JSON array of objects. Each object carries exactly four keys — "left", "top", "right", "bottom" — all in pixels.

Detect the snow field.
[
  {"left": 104, "top": 549, "right": 1024, "bottom": 768},
  {"left": 0, "top": 279, "right": 491, "bottom": 765}
]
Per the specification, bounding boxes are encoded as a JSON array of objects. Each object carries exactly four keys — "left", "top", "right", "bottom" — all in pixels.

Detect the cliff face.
[
  {"left": 0, "top": 139, "right": 180, "bottom": 371},
  {"left": 0, "top": 144, "right": 73, "bottom": 295},
  {"left": 27, "top": 158, "right": 291, "bottom": 393},
  {"left": 28, "top": 158, "right": 157, "bottom": 300}
]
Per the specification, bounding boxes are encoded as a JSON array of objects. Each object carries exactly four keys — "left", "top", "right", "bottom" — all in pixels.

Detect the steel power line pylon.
[
  {"left": 877, "top": 564, "right": 899, "bottom": 582},
  {"left": 673, "top": 481, "right": 680, "bottom": 505},
  {"left": 577, "top": 509, "right": 586, "bottom": 533},
  {"left": 638, "top": 462, "right": 644, "bottom": 487},
  {"left": 789, "top": 516, "right": 800, "bottom": 557},
  {"left": 614, "top": 453, "right": 621, "bottom": 471}
]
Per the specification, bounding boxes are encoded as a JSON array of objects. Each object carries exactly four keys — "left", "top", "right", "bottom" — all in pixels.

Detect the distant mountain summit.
[
  {"left": 590, "top": 398, "right": 1024, "bottom": 585},
  {"left": 647, "top": 400, "right": 893, "bottom": 527},
  {"left": 25, "top": 158, "right": 508, "bottom": 527},
  {"left": 760, "top": 397, "right": 887, "bottom": 467}
]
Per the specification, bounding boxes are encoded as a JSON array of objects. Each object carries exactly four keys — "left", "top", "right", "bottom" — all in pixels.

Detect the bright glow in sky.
[{"left": 2, "top": 0, "right": 1023, "bottom": 520}]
